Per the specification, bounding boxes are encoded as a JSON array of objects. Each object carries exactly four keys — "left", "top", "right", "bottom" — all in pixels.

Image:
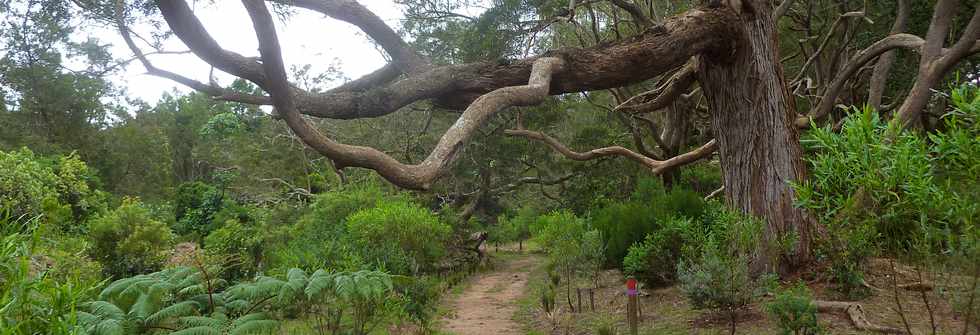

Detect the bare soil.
[{"left": 439, "top": 251, "right": 542, "bottom": 335}]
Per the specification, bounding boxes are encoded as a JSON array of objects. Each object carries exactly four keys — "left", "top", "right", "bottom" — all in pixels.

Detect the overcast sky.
[{"left": 88, "top": 1, "right": 407, "bottom": 104}]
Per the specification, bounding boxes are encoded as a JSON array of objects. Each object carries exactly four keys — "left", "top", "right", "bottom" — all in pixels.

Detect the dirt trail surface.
[{"left": 440, "top": 253, "right": 539, "bottom": 335}]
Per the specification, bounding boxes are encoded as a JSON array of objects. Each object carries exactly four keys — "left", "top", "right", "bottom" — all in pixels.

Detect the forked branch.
[
  {"left": 614, "top": 59, "right": 698, "bottom": 114},
  {"left": 243, "top": 0, "right": 564, "bottom": 190},
  {"left": 503, "top": 128, "right": 716, "bottom": 175}
]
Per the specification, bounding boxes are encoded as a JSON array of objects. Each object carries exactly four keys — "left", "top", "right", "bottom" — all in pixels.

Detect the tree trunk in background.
[{"left": 698, "top": 0, "right": 814, "bottom": 272}]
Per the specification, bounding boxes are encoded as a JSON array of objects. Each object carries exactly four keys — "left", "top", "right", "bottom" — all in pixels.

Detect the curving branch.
[
  {"left": 114, "top": 0, "right": 270, "bottom": 105},
  {"left": 243, "top": 0, "right": 565, "bottom": 190},
  {"left": 894, "top": 2, "right": 980, "bottom": 127},
  {"left": 609, "top": 0, "right": 654, "bottom": 28},
  {"left": 801, "top": 33, "right": 925, "bottom": 128},
  {"left": 490, "top": 173, "right": 578, "bottom": 195},
  {"left": 159, "top": 0, "right": 269, "bottom": 86},
  {"left": 274, "top": 0, "right": 428, "bottom": 72},
  {"left": 150, "top": 1, "right": 739, "bottom": 120},
  {"left": 613, "top": 59, "right": 698, "bottom": 114},
  {"left": 867, "top": 0, "right": 910, "bottom": 110},
  {"left": 503, "top": 128, "right": 716, "bottom": 175},
  {"left": 789, "top": 10, "right": 869, "bottom": 87},
  {"left": 772, "top": 0, "right": 796, "bottom": 21}
]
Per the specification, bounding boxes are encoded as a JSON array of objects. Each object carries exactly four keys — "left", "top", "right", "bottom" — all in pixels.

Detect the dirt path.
[{"left": 439, "top": 253, "right": 539, "bottom": 335}]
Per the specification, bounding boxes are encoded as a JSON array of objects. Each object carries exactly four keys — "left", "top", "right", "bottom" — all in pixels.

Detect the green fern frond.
[
  {"left": 229, "top": 319, "right": 278, "bottom": 335},
  {"left": 84, "top": 301, "right": 125, "bottom": 320},
  {"left": 90, "top": 318, "right": 125, "bottom": 335},
  {"left": 304, "top": 269, "right": 333, "bottom": 298},
  {"left": 145, "top": 301, "right": 199, "bottom": 326},
  {"left": 169, "top": 325, "right": 222, "bottom": 335},
  {"left": 177, "top": 316, "right": 223, "bottom": 328}
]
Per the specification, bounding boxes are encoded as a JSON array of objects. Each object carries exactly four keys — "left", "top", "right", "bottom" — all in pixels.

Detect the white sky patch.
[{"left": 84, "top": 0, "right": 406, "bottom": 104}]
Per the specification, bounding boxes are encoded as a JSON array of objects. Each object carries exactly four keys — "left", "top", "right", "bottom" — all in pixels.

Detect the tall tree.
[{"left": 98, "top": 0, "right": 978, "bottom": 270}]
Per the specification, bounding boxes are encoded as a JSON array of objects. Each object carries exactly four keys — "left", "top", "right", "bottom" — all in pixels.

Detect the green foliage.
[
  {"left": 1, "top": 214, "right": 99, "bottom": 335},
  {"left": 394, "top": 276, "right": 441, "bottom": 332},
  {"left": 265, "top": 183, "right": 399, "bottom": 272},
  {"left": 794, "top": 85, "right": 980, "bottom": 297},
  {"left": 79, "top": 266, "right": 279, "bottom": 335},
  {"left": 88, "top": 198, "right": 174, "bottom": 278},
  {"left": 677, "top": 208, "right": 774, "bottom": 331},
  {"left": 623, "top": 216, "right": 694, "bottom": 286},
  {"left": 203, "top": 219, "right": 266, "bottom": 281},
  {"left": 346, "top": 200, "right": 451, "bottom": 275},
  {"left": 765, "top": 283, "right": 822, "bottom": 335},
  {"left": 591, "top": 178, "right": 705, "bottom": 267},
  {"left": 0, "top": 148, "right": 105, "bottom": 231},
  {"left": 173, "top": 182, "right": 225, "bottom": 239}
]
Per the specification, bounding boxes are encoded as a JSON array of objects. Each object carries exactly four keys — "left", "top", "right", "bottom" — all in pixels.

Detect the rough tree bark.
[{"left": 697, "top": 0, "right": 814, "bottom": 270}]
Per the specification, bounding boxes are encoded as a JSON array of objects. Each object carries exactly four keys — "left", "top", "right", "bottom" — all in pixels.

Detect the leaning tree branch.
[
  {"left": 152, "top": 1, "right": 738, "bottom": 120},
  {"left": 243, "top": 0, "right": 565, "bottom": 190},
  {"left": 503, "top": 128, "right": 716, "bottom": 175},
  {"left": 159, "top": 0, "right": 269, "bottom": 86},
  {"left": 273, "top": 0, "right": 428, "bottom": 72},
  {"left": 867, "top": 0, "right": 910, "bottom": 110},
  {"left": 608, "top": 0, "right": 654, "bottom": 28},
  {"left": 613, "top": 59, "right": 698, "bottom": 114},
  {"left": 114, "top": 0, "right": 271, "bottom": 105},
  {"left": 894, "top": 2, "right": 979, "bottom": 128},
  {"left": 772, "top": 0, "right": 796, "bottom": 21}
]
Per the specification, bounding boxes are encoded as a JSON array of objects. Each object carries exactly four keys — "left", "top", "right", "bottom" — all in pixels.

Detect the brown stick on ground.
[{"left": 813, "top": 301, "right": 907, "bottom": 334}]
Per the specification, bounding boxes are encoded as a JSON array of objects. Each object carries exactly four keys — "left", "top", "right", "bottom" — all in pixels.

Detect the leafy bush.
[
  {"left": 623, "top": 216, "right": 693, "bottom": 286},
  {"left": 204, "top": 219, "right": 267, "bottom": 280},
  {"left": 395, "top": 276, "right": 441, "bottom": 332},
  {"left": 0, "top": 148, "right": 105, "bottom": 231},
  {"left": 265, "top": 183, "right": 388, "bottom": 272},
  {"left": 172, "top": 181, "right": 225, "bottom": 238},
  {"left": 765, "top": 282, "right": 822, "bottom": 335},
  {"left": 1, "top": 214, "right": 99, "bottom": 335},
  {"left": 677, "top": 209, "right": 774, "bottom": 334},
  {"left": 592, "top": 178, "right": 705, "bottom": 266},
  {"left": 346, "top": 200, "right": 451, "bottom": 275},
  {"left": 794, "top": 86, "right": 980, "bottom": 297},
  {"left": 88, "top": 198, "right": 174, "bottom": 277}
]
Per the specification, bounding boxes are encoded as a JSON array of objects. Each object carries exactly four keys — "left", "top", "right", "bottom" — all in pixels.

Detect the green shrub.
[
  {"left": 395, "top": 276, "right": 441, "bottom": 332},
  {"left": 88, "top": 198, "right": 174, "bottom": 277},
  {"left": 677, "top": 209, "right": 774, "bottom": 335},
  {"left": 0, "top": 149, "right": 105, "bottom": 232},
  {"left": 623, "top": 216, "right": 693, "bottom": 286},
  {"left": 172, "top": 181, "right": 225, "bottom": 238},
  {"left": 794, "top": 87, "right": 980, "bottom": 297},
  {"left": 765, "top": 282, "right": 822, "bottom": 335},
  {"left": 80, "top": 266, "right": 280, "bottom": 335},
  {"left": 1, "top": 214, "right": 99, "bottom": 335},
  {"left": 592, "top": 178, "right": 705, "bottom": 267},
  {"left": 265, "top": 184, "right": 386, "bottom": 272},
  {"left": 204, "top": 219, "right": 266, "bottom": 280},
  {"left": 346, "top": 200, "right": 451, "bottom": 275}
]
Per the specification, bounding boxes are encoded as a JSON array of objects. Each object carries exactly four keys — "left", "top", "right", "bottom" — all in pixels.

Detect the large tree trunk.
[{"left": 697, "top": 0, "right": 814, "bottom": 271}]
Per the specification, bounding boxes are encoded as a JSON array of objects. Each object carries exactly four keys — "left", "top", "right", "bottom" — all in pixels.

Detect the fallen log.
[{"left": 814, "top": 300, "right": 907, "bottom": 334}]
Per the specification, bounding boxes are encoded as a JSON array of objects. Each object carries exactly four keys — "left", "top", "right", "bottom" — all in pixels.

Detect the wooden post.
[
  {"left": 637, "top": 283, "right": 643, "bottom": 320},
  {"left": 577, "top": 288, "right": 582, "bottom": 312},
  {"left": 590, "top": 288, "right": 595, "bottom": 311},
  {"left": 627, "top": 278, "right": 639, "bottom": 335}
]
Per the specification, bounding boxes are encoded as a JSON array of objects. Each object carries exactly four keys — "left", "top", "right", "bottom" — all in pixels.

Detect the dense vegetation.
[{"left": 2, "top": 0, "right": 978, "bottom": 334}]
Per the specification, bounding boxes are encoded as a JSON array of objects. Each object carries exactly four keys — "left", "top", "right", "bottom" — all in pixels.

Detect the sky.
[{"left": 87, "top": 0, "right": 407, "bottom": 104}]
